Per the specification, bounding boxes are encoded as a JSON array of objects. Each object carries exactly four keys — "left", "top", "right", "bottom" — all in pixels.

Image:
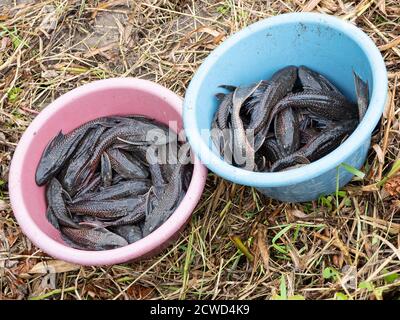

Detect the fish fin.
[
  {"left": 294, "top": 155, "right": 310, "bottom": 164},
  {"left": 218, "top": 84, "right": 237, "bottom": 91},
  {"left": 145, "top": 191, "right": 153, "bottom": 216},
  {"left": 42, "top": 131, "right": 64, "bottom": 156},
  {"left": 215, "top": 93, "right": 226, "bottom": 101},
  {"left": 254, "top": 128, "right": 268, "bottom": 152},
  {"left": 46, "top": 207, "right": 60, "bottom": 230},
  {"left": 117, "top": 137, "right": 152, "bottom": 146},
  {"left": 62, "top": 189, "right": 73, "bottom": 203}
]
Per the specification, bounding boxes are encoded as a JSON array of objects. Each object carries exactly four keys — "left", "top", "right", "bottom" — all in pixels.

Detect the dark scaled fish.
[
  {"left": 61, "top": 226, "right": 128, "bottom": 250},
  {"left": 231, "top": 83, "right": 260, "bottom": 169},
  {"left": 298, "top": 65, "right": 342, "bottom": 93},
  {"left": 264, "top": 138, "right": 286, "bottom": 164},
  {"left": 274, "top": 107, "right": 300, "bottom": 155},
  {"left": 72, "top": 180, "right": 151, "bottom": 203},
  {"left": 248, "top": 66, "right": 298, "bottom": 133},
  {"left": 268, "top": 89, "right": 358, "bottom": 128},
  {"left": 46, "top": 178, "right": 79, "bottom": 229},
  {"left": 142, "top": 151, "right": 189, "bottom": 236},
  {"left": 68, "top": 198, "right": 144, "bottom": 219},
  {"left": 35, "top": 117, "right": 121, "bottom": 186},
  {"left": 61, "top": 126, "right": 107, "bottom": 194},
  {"left": 106, "top": 148, "right": 149, "bottom": 180},
  {"left": 216, "top": 92, "right": 233, "bottom": 130},
  {"left": 74, "top": 124, "right": 156, "bottom": 185},
  {"left": 270, "top": 120, "right": 357, "bottom": 172}
]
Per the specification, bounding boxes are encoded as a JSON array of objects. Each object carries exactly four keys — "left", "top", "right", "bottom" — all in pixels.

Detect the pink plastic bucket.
[{"left": 9, "top": 78, "right": 208, "bottom": 266}]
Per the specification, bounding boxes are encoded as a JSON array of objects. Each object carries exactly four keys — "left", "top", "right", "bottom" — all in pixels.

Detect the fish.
[
  {"left": 231, "top": 83, "right": 260, "bottom": 169},
  {"left": 146, "top": 145, "right": 167, "bottom": 197},
  {"left": 46, "top": 178, "right": 79, "bottom": 228},
  {"left": 274, "top": 107, "right": 300, "bottom": 154},
  {"left": 298, "top": 65, "right": 342, "bottom": 93},
  {"left": 264, "top": 138, "right": 286, "bottom": 164},
  {"left": 272, "top": 90, "right": 359, "bottom": 121},
  {"left": 35, "top": 117, "right": 122, "bottom": 186},
  {"left": 106, "top": 148, "right": 149, "bottom": 180},
  {"left": 68, "top": 198, "right": 144, "bottom": 219},
  {"left": 216, "top": 92, "right": 233, "bottom": 130},
  {"left": 72, "top": 180, "right": 151, "bottom": 203},
  {"left": 61, "top": 126, "right": 107, "bottom": 194},
  {"left": 142, "top": 151, "right": 189, "bottom": 236},
  {"left": 74, "top": 125, "right": 156, "bottom": 185},
  {"left": 39, "top": 114, "right": 191, "bottom": 251},
  {"left": 270, "top": 120, "right": 357, "bottom": 172},
  {"left": 248, "top": 66, "right": 298, "bottom": 133},
  {"left": 61, "top": 226, "right": 128, "bottom": 250}
]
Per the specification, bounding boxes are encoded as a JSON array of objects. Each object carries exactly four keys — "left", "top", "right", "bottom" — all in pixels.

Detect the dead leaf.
[
  {"left": 376, "top": 0, "right": 386, "bottom": 15},
  {"left": 0, "top": 199, "right": 8, "bottom": 211},
  {"left": 361, "top": 184, "right": 379, "bottom": 192},
  {"left": 257, "top": 224, "right": 270, "bottom": 273},
  {"left": 384, "top": 174, "right": 400, "bottom": 197},
  {"left": 288, "top": 209, "right": 309, "bottom": 219},
  {"left": 91, "top": 0, "right": 127, "bottom": 19},
  {"left": 39, "top": 5, "right": 58, "bottom": 34},
  {"left": 372, "top": 144, "right": 385, "bottom": 164},
  {"left": 302, "top": 0, "right": 322, "bottom": 12},
  {"left": 28, "top": 260, "right": 80, "bottom": 274},
  {"left": 0, "top": 37, "right": 10, "bottom": 51},
  {"left": 41, "top": 70, "right": 58, "bottom": 79}
]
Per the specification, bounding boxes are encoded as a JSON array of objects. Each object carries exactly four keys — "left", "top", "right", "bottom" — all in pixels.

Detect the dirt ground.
[{"left": 0, "top": 0, "right": 399, "bottom": 300}]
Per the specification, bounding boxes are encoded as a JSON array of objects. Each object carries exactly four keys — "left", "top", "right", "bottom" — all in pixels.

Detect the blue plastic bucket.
[{"left": 183, "top": 13, "right": 387, "bottom": 202}]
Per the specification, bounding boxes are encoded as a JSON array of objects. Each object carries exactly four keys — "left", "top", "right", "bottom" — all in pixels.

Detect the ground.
[{"left": 0, "top": 0, "right": 399, "bottom": 300}]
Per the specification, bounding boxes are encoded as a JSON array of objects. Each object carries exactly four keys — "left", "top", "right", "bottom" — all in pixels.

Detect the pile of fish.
[
  {"left": 35, "top": 115, "right": 192, "bottom": 251},
  {"left": 211, "top": 65, "right": 369, "bottom": 172}
]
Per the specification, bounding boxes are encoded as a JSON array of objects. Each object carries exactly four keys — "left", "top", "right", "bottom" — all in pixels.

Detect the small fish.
[
  {"left": 106, "top": 148, "right": 149, "bottom": 180},
  {"left": 274, "top": 107, "right": 300, "bottom": 154},
  {"left": 264, "top": 138, "right": 286, "bottom": 164},
  {"left": 298, "top": 65, "right": 342, "bottom": 93},
  {"left": 265, "top": 90, "right": 358, "bottom": 136},
  {"left": 36, "top": 117, "right": 121, "bottom": 186},
  {"left": 248, "top": 66, "right": 298, "bottom": 133},
  {"left": 68, "top": 198, "right": 144, "bottom": 219},
  {"left": 61, "top": 226, "right": 128, "bottom": 250},
  {"left": 270, "top": 120, "right": 357, "bottom": 172},
  {"left": 146, "top": 145, "right": 167, "bottom": 197},
  {"left": 231, "top": 83, "right": 260, "bottom": 169},
  {"left": 216, "top": 92, "right": 233, "bottom": 130},
  {"left": 72, "top": 180, "right": 151, "bottom": 203},
  {"left": 61, "top": 126, "right": 107, "bottom": 194},
  {"left": 46, "top": 178, "right": 79, "bottom": 228},
  {"left": 142, "top": 151, "right": 189, "bottom": 236}
]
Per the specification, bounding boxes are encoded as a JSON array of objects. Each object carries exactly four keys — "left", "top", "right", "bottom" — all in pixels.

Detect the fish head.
[
  {"left": 35, "top": 131, "right": 65, "bottom": 186},
  {"left": 272, "top": 65, "right": 298, "bottom": 84},
  {"left": 35, "top": 158, "right": 57, "bottom": 185}
]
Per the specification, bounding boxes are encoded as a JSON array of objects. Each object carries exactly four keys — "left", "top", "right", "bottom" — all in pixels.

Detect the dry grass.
[{"left": 1, "top": 0, "right": 400, "bottom": 300}]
